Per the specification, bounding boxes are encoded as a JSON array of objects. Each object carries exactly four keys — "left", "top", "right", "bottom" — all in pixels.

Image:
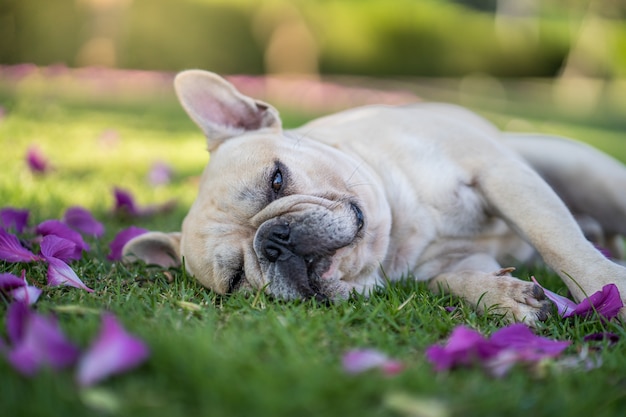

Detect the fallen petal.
[
  {"left": 531, "top": 277, "right": 578, "bottom": 317},
  {"left": 77, "top": 313, "right": 150, "bottom": 386},
  {"left": 46, "top": 256, "right": 94, "bottom": 292},
  {"left": 6, "top": 300, "right": 29, "bottom": 344},
  {"left": 342, "top": 349, "right": 403, "bottom": 375},
  {"left": 107, "top": 226, "right": 149, "bottom": 261},
  {"left": 40, "top": 234, "right": 79, "bottom": 263},
  {"left": 112, "top": 187, "right": 139, "bottom": 217},
  {"left": 425, "top": 326, "right": 498, "bottom": 371},
  {"left": 26, "top": 146, "right": 50, "bottom": 174},
  {"left": 489, "top": 324, "right": 571, "bottom": 361},
  {"left": 63, "top": 206, "right": 105, "bottom": 238},
  {"left": 8, "top": 307, "right": 80, "bottom": 376},
  {"left": 0, "top": 207, "right": 30, "bottom": 234},
  {"left": 0, "top": 228, "right": 41, "bottom": 263},
  {"left": 148, "top": 161, "right": 173, "bottom": 186},
  {"left": 37, "top": 220, "right": 89, "bottom": 258},
  {"left": 0, "top": 272, "right": 26, "bottom": 290},
  {"left": 583, "top": 332, "right": 620, "bottom": 345},
  {"left": 573, "top": 284, "right": 623, "bottom": 320},
  {"left": 11, "top": 285, "right": 43, "bottom": 305}
]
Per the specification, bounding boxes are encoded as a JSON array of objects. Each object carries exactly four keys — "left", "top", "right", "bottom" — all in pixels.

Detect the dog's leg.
[
  {"left": 477, "top": 155, "right": 626, "bottom": 318},
  {"left": 428, "top": 253, "right": 551, "bottom": 325}
]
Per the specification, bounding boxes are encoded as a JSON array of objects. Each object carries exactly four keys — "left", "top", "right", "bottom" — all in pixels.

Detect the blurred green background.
[{"left": 1, "top": 0, "right": 625, "bottom": 78}]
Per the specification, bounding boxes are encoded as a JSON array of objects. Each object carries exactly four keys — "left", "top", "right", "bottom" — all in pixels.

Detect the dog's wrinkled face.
[
  {"left": 123, "top": 71, "right": 390, "bottom": 300},
  {"left": 182, "top": 133, "right": 373, "bottom": 301}
]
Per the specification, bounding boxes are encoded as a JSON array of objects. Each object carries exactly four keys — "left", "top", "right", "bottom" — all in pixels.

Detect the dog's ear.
[
  {"left": 122, "top": 232, "right": 182, "bottom": 268},
  {"left": 174, "top": 70, "right": 282, "bottom": 151}
]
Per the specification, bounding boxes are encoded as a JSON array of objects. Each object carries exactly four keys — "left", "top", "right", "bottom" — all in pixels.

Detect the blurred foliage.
[{"left": 0, "top": 0, "right": 625, "bottom": 77}]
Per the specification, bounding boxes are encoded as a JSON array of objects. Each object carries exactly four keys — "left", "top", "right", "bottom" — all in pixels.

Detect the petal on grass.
[
  {"left": 40, "top": 234, "right": 79, "bottom": 263},
  {"left": 107, "top": 226, "right": 149, "bottom": 261},
  {"left": 63, "top": 206, "right": 105, "bottom": 238},
  {"left": 0, "top": 228, "right": 41, "bottom": 263},
  {"left": 37, "top": 220, "right": 89, "bottom": 257},
  {"left": 26, "top": 146, "right": 51, "bottom": 174},
  {"left": 11, "top": 285, "right": 43, "bottom": 305},
  {"left": 342, "top": 349, "right": 403, "bottom": 375},
  {"left": 148, "top": 161, "right": 173, "bottom": 186},
  {"left": 46, "top": 256, "right": 94, "bottom": 292},
  {"left": 0, "top": 207, "right": 30, "bottom": 234},
  {"left": 572, "top": 284, "right": 623, "bottom": 320},
  {"left": 425, "top": 326, "right": 498, "bottom": 371},
  {"left": 77, "top": 313, "right": 150, "bottom": 386},
  {"left": 112, "top": 187, "right": 139, "bottom": 217},
  {"left": 0, "top": 272, "right": 26, "bottom": 290},
  {"left": 8, "top": 305, "right": 80, "bottom": 376},
  {"left": 489, "top": 324, "right": 571, "bottom": 361},
  {"left": 531, "top": 277, "right": 623, "bottom": 320}
]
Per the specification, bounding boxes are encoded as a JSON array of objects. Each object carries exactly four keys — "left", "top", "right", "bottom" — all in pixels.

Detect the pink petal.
[
  {"left": 489, "top": 324, "right": 571, "bottom": 361},
  {"left": 425, "top": 326, "right": 498, "bottom": 371},
  {"left": 77, "top": 313, "right": 150, "bottom": 386},
  {"left": 26, "top": 146, "right": 50, "bottom": 174},
  {"left": 531, "top": 277, "right": 578, "bottom": 317},
  {"left": 573, "top": 284, "right": 623, "bottom": 320},
  {"left": 342, "top": 349, "right": 403, "bottom": 375},
  {"left": 0, "top": 207, "right": 30, "bottom": 234},
  {"left": 107, "top": 226, "right": 149, "bottom": 261},
  {"left": 148, "top": 161, "right": 173, "bottom": 186},
  {"left": 37, "top": 220, "right": 89, "bottom": 259},
  {"left": 0, "top": 272, "right": 26, "bottom": 290},
  {"left": 7, "top": 306, "right": 80, "bottom": 376},
  {"left": 11, "top": 285, "right": 43, "bottom": 305},
  {"left": 63, "top": 206, "right": 105, "bottom": 238},
  {"left": 113, "top": 187, "right": 139, "bottom": 217},
  {"left": 40, "top": 235, "right": 79, "bottom": 263},
  {"left": 0, "top": 228, "right": 41, "bottom": 263},
  {"left": 46, "top": 256, "right": 94, "bottom": 292}
]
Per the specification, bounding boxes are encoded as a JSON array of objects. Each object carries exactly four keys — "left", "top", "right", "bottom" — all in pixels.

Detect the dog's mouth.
[{"left": 252, "top": 202, "right": 364, "bottom": 301}]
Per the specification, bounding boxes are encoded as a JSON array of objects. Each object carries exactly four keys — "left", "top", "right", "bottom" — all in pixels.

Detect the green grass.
[{"left": 2, "top": 72, "right": 626, "bottom": 417}]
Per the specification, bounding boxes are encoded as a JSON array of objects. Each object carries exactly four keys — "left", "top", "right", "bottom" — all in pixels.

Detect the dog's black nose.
[{"left": 262, "top": 223, "right": 290, "bottom": 262}]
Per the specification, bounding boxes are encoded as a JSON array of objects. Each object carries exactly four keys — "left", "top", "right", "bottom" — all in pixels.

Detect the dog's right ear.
[
  {"left": 174, "top": 70, "right": 282, "bottom": 151},
  {"left": 122, "top": 231, "right": 182, "bottom": 268}
]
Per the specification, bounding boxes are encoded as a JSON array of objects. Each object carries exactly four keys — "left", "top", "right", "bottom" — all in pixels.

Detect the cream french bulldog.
[{"left": 123, "top": 70, "right": 626, "bottom": 325}]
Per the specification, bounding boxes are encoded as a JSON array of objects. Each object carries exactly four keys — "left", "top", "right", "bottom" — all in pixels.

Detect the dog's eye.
[{"left": 271, "top": 169, "right": 283, "bottom": 193}]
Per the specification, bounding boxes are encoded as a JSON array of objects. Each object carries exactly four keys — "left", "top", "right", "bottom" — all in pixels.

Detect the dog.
[{"left": 123, "top": 70, "right": 626, "bottom": 325}]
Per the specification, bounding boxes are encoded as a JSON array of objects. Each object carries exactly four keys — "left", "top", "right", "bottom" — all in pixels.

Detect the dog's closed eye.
[{"left": 228, "top": 269, "right": 245, "bottom": 293}]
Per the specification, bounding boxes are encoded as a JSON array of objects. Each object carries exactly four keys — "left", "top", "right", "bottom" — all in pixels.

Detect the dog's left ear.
[
  {"left": 122, "top": 231, "right": 182, "bottom": 268},
  {"left": 175, "top": 70, "right": 282, "bottom": 151}
]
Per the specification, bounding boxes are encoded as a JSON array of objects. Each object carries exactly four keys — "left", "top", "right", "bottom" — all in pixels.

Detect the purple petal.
[
  {"left": 26, "top": 146, "right": 50, "bottom": 174},
  {"left": 40, "top": 234, "right": 79, "bottom": 263},
  {"left": 46, "top": 256, "right": 94, "bottom": 292},
  {"left": 8, "top": 307, "right": 80, "bottom": 376},
  {"left": 113, "top": 187, "right": 139, "bottom": 217},
  {"left": 342, "top": 349, "right": 403, "bottom": 375},
  {"left": 0, "top": 228, "right": 41, "bottom": 263},
  {"left": 425, "top": 326, "right": 498, "bottom": 371},
  {"left": 489, "top": 324, "right": 571, "bottom": 361},
  {"left": 148, "top": 161, "right": 173, "bottom": 186},
  {"left": 0, "top": 272, "right": 26, "bottom": 290},
  {"left": 63, "top": 206, "right": 105, "bottom": 238},
  {"left": 6, "top": 300, "right": 30, "bottom": 344},
  {"left": 0, "top": 207, "right": 30, "bottom": 234},
  {"left": 11, "top": 285, "right": 43, "bottom": 305},
  {"left": 572, "top": 284, "right": 623, "bottom": 320},
  {"left": 77, "top": 313, "right": 150, "bottom": 386},
  {"left": 531, "top": 277, "right": 578, "bottom": 317},
  {"left": 107, "top": 226, "right": 149, "bottom": 261},
  {"left": 37, "top": 220, "right": 89, "bottom": 258},
  {"left": 583, "top": 332, "right": 620, "bottom": 345}
]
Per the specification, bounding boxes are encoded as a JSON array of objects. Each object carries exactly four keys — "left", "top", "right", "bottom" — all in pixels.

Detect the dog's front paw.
[{"left": 486, "top": 277, "right": 552, "bottom": 326}]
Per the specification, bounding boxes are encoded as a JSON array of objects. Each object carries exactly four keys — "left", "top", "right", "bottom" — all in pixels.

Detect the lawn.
[{"left": 1, "top": 67, "right": 626, "bottom": 417}]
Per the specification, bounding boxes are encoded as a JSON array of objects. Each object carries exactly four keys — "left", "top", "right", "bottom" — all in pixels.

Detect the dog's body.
[{"left": 124, "top": 70, "right": 626, "bottom": 324}]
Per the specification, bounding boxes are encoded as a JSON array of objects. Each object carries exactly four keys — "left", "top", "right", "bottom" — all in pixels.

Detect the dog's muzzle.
[{"left": 253, "top": 203, "right": 363, "bottom": 301}]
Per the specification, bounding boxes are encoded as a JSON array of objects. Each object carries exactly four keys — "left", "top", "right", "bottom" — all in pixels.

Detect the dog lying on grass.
[{"left": 123, "top": 70, "right": 626, "bottom": 325}]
